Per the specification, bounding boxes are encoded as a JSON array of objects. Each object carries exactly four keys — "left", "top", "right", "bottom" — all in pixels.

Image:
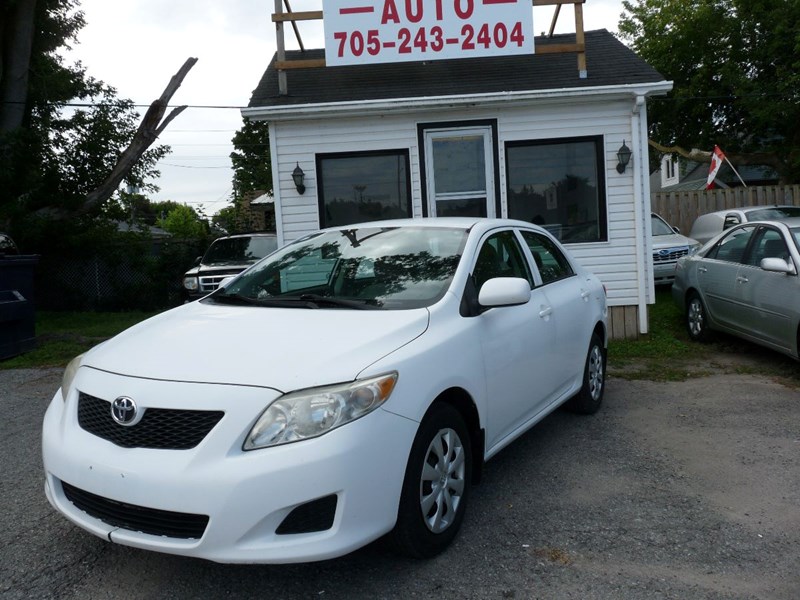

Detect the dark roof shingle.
[{"left": 248, "top": 29, "right": 666, "bottom": 108}]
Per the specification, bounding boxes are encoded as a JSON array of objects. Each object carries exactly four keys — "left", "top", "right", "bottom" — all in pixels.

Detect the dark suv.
[{"left": 182, "top": 233, "right": 278, "bottom": 301}]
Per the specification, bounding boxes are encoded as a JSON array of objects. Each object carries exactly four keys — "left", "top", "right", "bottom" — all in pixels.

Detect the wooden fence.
[{"left": 651, "top": 185, "right": 800, "bottom": 237}]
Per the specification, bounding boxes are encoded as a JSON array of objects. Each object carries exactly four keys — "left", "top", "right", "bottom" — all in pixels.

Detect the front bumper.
[
  {"left": 652, "top": 260, "right": 679, "bottom": 284},
  {"left": 42, "top": 367, "right": 417, "bottom": 563}
]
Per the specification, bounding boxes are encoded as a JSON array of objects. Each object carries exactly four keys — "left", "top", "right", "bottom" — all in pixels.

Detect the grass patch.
[
  {"left": 1, "top": 310, "right": 161, "bottom": 370},
  {"left": 609, "top": 287, "right": 800, "bottom": 384},
  {"left": 608, "top": 287, "right": 711, "bottom": 381}
]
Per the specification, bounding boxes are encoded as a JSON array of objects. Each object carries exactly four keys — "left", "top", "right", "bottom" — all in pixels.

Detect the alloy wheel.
[{"left": 419, "top": 427, "right": 466, "bottom": 534}]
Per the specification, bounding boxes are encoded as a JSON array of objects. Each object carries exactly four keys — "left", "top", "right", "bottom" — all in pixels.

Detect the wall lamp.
[
  {"left": 292, "top": 163, "right": 306, "bottom": 194},
  {"left": 616, "top": 140, "right": 632, "bottom": 174}
]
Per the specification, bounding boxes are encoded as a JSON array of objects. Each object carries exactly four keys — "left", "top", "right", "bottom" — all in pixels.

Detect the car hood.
[
  {"left": 652, "top": 232, "right": 698, "bottom": 250},
  {"left": 83, "top": 301, "right": 430, "bottom": 391}
]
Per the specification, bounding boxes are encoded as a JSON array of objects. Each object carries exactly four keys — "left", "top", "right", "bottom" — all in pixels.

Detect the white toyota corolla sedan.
[{"left": 42, "top": 218, "right": 607, "bottom": 564}]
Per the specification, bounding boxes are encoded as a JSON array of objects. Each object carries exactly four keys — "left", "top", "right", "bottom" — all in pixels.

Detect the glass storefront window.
[
  {"left": 506, "top": 136, "right": 607, "bottom": 243},
  {"left": 317, "top": 151, "right": 412, "bottom": 228}
]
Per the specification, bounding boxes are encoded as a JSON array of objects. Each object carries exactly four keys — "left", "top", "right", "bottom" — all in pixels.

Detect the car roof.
[
  {"left": 217, "top": 232, "right": 277, "bottom": 240},
  {"left": 726, "top": 217, "right": 800, "bottom": 230},
  {"left": 320, "top": 217, "right": 546, "bottom": 233},
  {"left": 702, "top": 204, "right": 797, "bottom": 217}
]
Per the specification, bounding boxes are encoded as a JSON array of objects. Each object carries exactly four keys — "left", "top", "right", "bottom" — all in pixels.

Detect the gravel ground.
[{"left": 1, "top": 361, "right": 798, "bottom": 600}]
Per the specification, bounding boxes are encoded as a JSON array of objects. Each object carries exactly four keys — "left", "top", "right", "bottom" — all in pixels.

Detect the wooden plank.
[
  {"left": 275, "top": 0, "right": 287, "bottom": 95},
  {"left": 272, "top": 10, "right": 323, "bottom": 22},
  {"left": 574, "top": 2, "right": 586, "bottom": 76},
  {"left": 536, "top": 43, "right": 585, "bottom": 54},
  {"left": 276, "top": 58, "right": 327, "bottom": 70},
  {"left": 533, "top": 0, "right": 585, "bottom": 6}
]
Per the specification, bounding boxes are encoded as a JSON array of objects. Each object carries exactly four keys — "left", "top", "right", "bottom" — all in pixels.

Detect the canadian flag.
[{"left": 706, "top": 145, "right": 726, "bottom": 189}]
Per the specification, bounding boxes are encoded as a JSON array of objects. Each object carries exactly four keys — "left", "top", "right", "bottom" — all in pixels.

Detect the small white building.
[{"left": 243, "top": 24, "right": 671, "bottom": 338}]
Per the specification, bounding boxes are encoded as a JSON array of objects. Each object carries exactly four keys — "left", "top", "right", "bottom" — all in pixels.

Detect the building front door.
[{"left": 424, "top": 126, "right": 496, "bottom": 218}]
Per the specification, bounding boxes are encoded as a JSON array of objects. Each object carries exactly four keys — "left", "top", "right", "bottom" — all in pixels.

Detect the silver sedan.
[{"left": 672, "top": 218, "right": 800, "bottom": 359}]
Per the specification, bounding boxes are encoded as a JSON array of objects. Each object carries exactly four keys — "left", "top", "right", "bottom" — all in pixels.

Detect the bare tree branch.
[
  {"left": 648, "top": 139, "right": 787, "bottom": 181},
  {"left": 73, "top": 57, "right": 199, "bottom": 217}
]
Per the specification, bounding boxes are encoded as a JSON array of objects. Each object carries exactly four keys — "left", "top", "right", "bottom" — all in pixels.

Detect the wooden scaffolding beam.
[{"left": 272, "top": 0, "right": 588, "bottom": 95}]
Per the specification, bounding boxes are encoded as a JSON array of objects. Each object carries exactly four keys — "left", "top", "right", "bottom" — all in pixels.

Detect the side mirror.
[
  {"left": 672, "top": 226, "right": 681, "bottom": 234},
  {"left": 478, "top": 277, "right": 531, "bottom": 308},
  {"left": 760, "top": 257, "right": 796, "bottom": 275},
  {"left": 193, "top": 256, "right": 202, "bottom": 266}
]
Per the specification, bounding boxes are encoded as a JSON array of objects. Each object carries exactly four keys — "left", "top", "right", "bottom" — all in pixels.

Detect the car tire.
[
  {"left": 389, "top": 403, "right": 472, "bottom": 559},
  {"left": 686, "top": 292, "right": 713, "bottom": 342},
  {"left": 563, "top": 333, "right": 606, "bottom": 415}
]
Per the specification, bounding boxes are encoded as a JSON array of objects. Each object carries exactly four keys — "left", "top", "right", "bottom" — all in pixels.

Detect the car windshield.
[
  {"left": 746, "top": 207, "right": 800, "bottom": 221},
  {"left": 203, "top": 236, "right": 277, "bottom": 265},
  {"left": 212, "top": 226, "right": 468, "bottom": 310},
  {"left": 651, "top": 215, "right": 675, "bottom": 236}
]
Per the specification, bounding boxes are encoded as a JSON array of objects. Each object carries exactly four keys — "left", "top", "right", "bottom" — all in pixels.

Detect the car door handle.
[
  {"left": 736, "top": 275, "right": 749, "bottom": 284},
  {"left": 580, "top": 290, "right": 591, "bottom": 301},
  {"left": 539, "top": 306, "right": 553, "bottom": 319},
  {"left": 698, "top": 267, "right": 708, "bottom": 273}
]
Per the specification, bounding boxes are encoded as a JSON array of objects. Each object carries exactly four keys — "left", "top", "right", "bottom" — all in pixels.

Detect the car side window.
[
  {"left": 745, "top": 227, "right": 790, "bottom": 267},
  {"left": 706, "top": 226, "right": 755, "bottom": 264},
  {"left": 520, "top": 230, "right": 575, "bottom": 285},
  {"left": 472, "top": 231, "right": 533, "bottom": 291}
]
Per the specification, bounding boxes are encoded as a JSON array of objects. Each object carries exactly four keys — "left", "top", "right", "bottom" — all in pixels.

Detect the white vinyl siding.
[{"left": 267, "top": 97, "right": 650, "bottom": 310}]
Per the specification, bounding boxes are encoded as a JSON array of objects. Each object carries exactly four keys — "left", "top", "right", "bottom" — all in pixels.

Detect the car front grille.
[
  {"left": 61, "top": 480, "right": 209, "bottom": 539},
  {"left": 199, "top": 274, "right": 231, "bottom": 293},
  {"left": 653, "top": 246, "right": 690, "bottom": 263},
  {"left": 78, "top": 392, "right": 224, "bottom": 450}
]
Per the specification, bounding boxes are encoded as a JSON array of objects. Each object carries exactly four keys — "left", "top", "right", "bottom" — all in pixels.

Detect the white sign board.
[{"left": 323, "top": 0, "right": 534, "bottom": 66}]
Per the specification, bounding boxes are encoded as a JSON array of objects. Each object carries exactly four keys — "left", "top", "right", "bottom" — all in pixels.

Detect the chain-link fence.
[{"left": 35, "top": 238, "right": 204, "bottom": 311}]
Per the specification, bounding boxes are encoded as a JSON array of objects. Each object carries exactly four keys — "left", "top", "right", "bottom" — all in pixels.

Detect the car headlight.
[
  {"left": 61, "top": 353, "right": 85, "bottom": 402},
  {"left": 183, "top": 276, "right": 198, "bottom": 291},
  {"left": 244, "top": 372, "right": 398, "bottom": 450}
]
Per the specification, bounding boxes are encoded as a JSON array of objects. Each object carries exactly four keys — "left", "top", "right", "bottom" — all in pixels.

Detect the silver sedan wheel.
[
  {"left": 587, "top": 344, "right": 604, "bottom": 401},
  {"left": 688, "top": 297, "right": 705, "bottom": 338},
  {"left": 419, "top": 427, "right": 466, "bottom": 534}
]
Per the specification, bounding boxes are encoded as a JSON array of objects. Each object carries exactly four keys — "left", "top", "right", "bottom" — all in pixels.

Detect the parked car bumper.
[{"left": 42, "top": 370, "right": 417, "bottom": 564}]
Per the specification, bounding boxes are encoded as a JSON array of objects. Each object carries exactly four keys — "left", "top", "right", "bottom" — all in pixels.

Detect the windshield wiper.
[
  {"left": 295, "top": 294, "right": 379, "bottom": 310},
  {"left": 210, "top": 292, "right": 264, "bottom": 306},
  {"left": 211, "top": 292, "right": 316, "bottom": 308},
  {"left": 210, "top": 291, "right": 379, "bottom": 309}
]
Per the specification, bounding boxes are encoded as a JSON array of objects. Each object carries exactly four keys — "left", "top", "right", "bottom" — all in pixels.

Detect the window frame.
[
  {"left": 315, "top": 149, "right": 413, "bottom": 229},
  {"left": 518, "top": 229, "right": 576, "bottom": 286},
  {"left": 504, "top": 135, "right": 608, "bottom": 244}
]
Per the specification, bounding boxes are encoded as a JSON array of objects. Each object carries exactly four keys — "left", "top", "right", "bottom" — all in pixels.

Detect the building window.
[
  {"left": 505, "top": 136, "right": 607, "bottom": 243},
  {"left": 317, "top": 150, "right": 412, "bottom": 228}
]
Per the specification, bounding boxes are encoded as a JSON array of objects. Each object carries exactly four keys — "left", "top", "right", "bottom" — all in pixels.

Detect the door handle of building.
[{"left": 539, "top": 306, "right": 553, "bottom": 319}]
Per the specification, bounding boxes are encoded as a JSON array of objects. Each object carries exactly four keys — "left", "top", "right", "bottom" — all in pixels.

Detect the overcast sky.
[{"left": 63, "top": 0, "right": 626, "bottom": 217}]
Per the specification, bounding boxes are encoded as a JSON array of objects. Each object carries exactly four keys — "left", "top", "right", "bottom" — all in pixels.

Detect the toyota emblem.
[{"left": 111, "top": 396, "right": 138, "bottom": 426}]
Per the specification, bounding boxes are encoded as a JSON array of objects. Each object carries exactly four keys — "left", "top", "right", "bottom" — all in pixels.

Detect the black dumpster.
[{"left": 0, "top": 254, "right": 40, "bottom": 360}]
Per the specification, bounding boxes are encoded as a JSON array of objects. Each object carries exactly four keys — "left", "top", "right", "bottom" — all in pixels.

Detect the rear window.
[
  {"left": 746, "top": 207, "right": 800, "bottom": 221},
  {"left": 203, "top": 236, "right": 277, "bottom": 265}
]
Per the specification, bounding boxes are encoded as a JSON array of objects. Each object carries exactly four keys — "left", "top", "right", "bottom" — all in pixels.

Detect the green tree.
[
  {"left": 0, "top": 0, "right": 190, "bottom": 248},
  {"left": 619, "top": 0, "right": 800, "bottom": 182},
  {"left": 158, "top": 204, "right": 207, "bottom": 239},
  {"left": 230, "top": 118, "right": 272, "bottom": 199}
]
